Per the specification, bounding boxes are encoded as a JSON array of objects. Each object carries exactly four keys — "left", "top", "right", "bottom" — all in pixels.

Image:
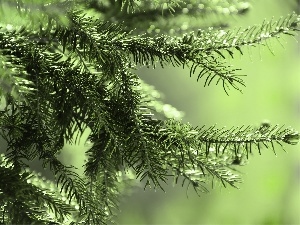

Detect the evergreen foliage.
[{"left": 0, "top": 0, "right": 299, "bottom": 224}]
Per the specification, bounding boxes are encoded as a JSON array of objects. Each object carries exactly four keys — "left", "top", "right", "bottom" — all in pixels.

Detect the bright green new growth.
[{"left": 0, "top": 0, "right": 299, "bottom": 224}]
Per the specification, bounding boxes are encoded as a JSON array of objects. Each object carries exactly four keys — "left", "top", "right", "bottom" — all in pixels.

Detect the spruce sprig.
[
  {"left": 0, "top": 156, "right": 75, "bottom": 224},
  {"left": 0, "top": 0, "right": 299, "bottom": 224},
  {"left": 49, "top": 11, "right": 299, "bottom": 94}
]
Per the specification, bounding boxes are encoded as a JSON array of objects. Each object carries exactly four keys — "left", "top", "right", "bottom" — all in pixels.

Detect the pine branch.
[
  {"left": 131, "top": 119, "right": 299, "bottom": 190},
  {"left": 0, "top": 0, "right": 299, "bottom": 224},
  {"left": 158, "top": 120, "right": 299, "bottom": 158},
  {"left": 47, "top": 12, "right": 299, "bottom": 94},
  {"left": 188, "top": 13, "right": 300, "bottom": 57},
  {"left": 0, "top": 156, "right": 75, "bottom": 224}
]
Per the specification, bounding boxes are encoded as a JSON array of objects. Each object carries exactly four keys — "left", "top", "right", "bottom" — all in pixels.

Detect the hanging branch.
[{"left": 0, "top": 0, "right": 299, "bottom": 224}]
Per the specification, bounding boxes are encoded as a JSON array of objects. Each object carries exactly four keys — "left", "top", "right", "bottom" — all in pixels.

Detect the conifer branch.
[
  {"left": 0, "top": 158, "right": 75, "bottom": 224},
  {"left": 141, "top": 119, "right": 299, "bottom": 191},
  {"left": 158, "top": 120, "right": 299, "bottom": 158},
  {"left": 118, "top": 117, "right": 299, "bottom": 191},
  {"left": 0, "top": 1, "right": 299, "bottom": 224},
  {"left": 190, "top": 13, "right": 300, "bottom": 57},
  {"left": 47, "top": 12, "right": 299, "bottom": 94}
]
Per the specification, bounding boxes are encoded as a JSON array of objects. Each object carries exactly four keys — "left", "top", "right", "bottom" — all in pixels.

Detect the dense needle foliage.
[{"left": 0, "top": 0, "right": 299, "bottom": 224}]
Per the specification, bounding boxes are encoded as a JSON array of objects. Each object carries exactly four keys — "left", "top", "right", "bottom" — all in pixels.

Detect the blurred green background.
[{"left": 112, "top": 0, "right": 300, "bottom": 224}]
